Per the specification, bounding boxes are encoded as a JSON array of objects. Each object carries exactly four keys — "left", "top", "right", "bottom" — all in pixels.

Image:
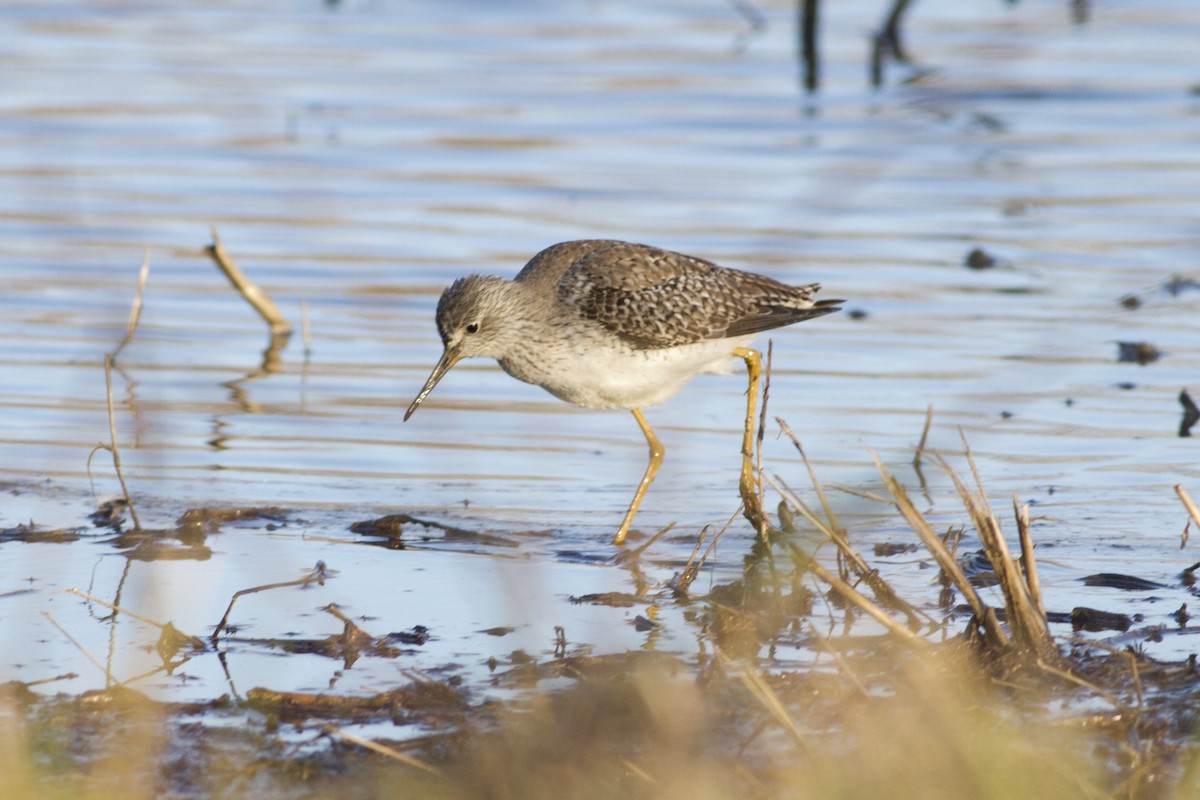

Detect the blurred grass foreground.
[{"left": 5, "top": 444, "right": 1200, "bottom": 800}]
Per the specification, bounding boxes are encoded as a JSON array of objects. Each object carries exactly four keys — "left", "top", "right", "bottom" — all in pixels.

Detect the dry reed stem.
[
  {"left": 300, "top": 297, "right": 312, "bottom": 357},
  {"left": 211, "top": 562, "right": 331, "bottom": 644},
  {"left": 24, "top": 672, "right": 79, "bottom": 687},
  {"left": 619, "top": 521, "right": 676, "bottom": 564},
  {"left": 66, "top": 588, "right": 205, "bottom": 649},
  {"left": 1036, "top": 657, "right": 1127, "bottom": 712},
  {"left": 797, "top": 552, "right": 926, "bottom": 645},
  {"left": 870, "top": 450, "right": 1007, "bottom": 647},
  {"left": 1013, "top": 496, "right": 1044, "bottom": 617},
  {"left": 770, "top": 440, "right": 930, "bottom": 629},
  {"left": 722, "top": 654, "right": 811, "bottom": 752},
  {"left": 912, "top": 404, "right": 934, "bottom": 468},
  {"left": 776, "top": 417, "right": 843, "bottom": 540},
  {"left": 1064, "top": 636, "right": 1144, "bottom": 710},
  {"left": 676, "top": 513, "right": 738, "bottom": 595},
  {"left": 102, "top": 353, "right": 142, "bottom": 530},
  {"left": 112, "top": 247, "right": 150, "bottom": 358},
  {"left": 764, "top": 473, "right": 831, "bottom": 538},
  {"left": 938, "top": 448, "right": 1055, "bottom": 660},
  {"left": 617, "top": 758, "right": 658, "bottom": 786},
  {"left": 322, "top": 724, "right": 442, "bottom": 775},
  {"left": 323, "top": 603, "right": 373, "bottom": 639},
  {"left": 805, "top": 621, "right": 872, "bottom": 698},
  {"left": 205, "top": 225, "right": 292, "bottom": 337},
  {"left": 43, "top": 611, "right": 112, "bottom": 685}
]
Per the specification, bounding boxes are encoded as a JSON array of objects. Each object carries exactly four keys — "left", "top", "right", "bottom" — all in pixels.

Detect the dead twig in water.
[
  {"left": 65, "top": 588, "right": 206, "bottom": 651},
  {"left": 211, "top": 561, "right": 334, "bottom": 644},
  {"left": 674, "top": 511, "right": 739, "bottom": 596},
  {"left": 614, "top": 521, "right": 676, "bottom": 566},
  {"left": 86, "top": 354, "right": 142, "bottom": 530},
  {"left": 112, "top": 247, "right": 150, "bottom": 359},
  {"left": 206, "top": 226, "right": 292, "bottom": 338}
]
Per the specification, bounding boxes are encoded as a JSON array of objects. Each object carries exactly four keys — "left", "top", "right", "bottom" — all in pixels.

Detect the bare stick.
[
  {"left": 323, "top": 724, "right": 442, "bottom": 774},
  {"left": 211, "top": 562, "right": 332, "bottom": 644},
  {"left": 25, "top": 673, "right": 80, "bottom": 688},
  {"left": 616, "top": 521, "right": 677, "bottom": 565},
  {"left": 323, "top": 602, "right": 375, "bottom": 644},
  {"left": 112, "top": 247, "right": 151, "bottom": 358},
  {"left": 206, "top": 226, "right": 292, "bottom": 337},
  {"left": 66, "top": 588, "right": 205, "bottom": 649},
  {"left": 103, "top": 353, "right": 141, "bottom": 530},
  {"left": 44, "top": 611, "right": 113, "bottom": 685}
]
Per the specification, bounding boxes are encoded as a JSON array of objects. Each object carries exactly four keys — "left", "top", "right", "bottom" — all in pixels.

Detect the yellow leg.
[
  {"left": 613, "top": 408, "right": 664, "bottom": 546},
  {"left": 732, "top": 347, "right": 765, "bottom": 531}
]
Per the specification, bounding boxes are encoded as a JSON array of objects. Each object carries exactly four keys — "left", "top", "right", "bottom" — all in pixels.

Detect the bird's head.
[{"left": 405, "top": 275, "right": 515, "bottom": 420}]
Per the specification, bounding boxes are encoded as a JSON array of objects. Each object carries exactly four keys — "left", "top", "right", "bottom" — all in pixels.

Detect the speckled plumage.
[
  {"left": 405, "top": 239, "right": 842, "bottom": 544},
  {"left": 411, "top": 240, "right": 840, "bottom": 411},
  {"left": 528, "top": 240, "right": 836, "bottom": 349}
]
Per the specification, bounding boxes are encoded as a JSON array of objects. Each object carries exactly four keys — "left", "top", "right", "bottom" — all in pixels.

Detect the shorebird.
[{"left": 405, "top": 240, "right": 841, "bottom": 545}]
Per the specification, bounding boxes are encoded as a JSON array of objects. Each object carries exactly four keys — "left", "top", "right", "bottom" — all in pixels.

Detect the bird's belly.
[{"left": 499, "top": 336, "right": 753, "bottom": 410}]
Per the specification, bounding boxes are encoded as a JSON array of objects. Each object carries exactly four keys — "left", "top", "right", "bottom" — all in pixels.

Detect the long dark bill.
[{"left": 404, "top": 348, "right": 461, "bottom": 421}]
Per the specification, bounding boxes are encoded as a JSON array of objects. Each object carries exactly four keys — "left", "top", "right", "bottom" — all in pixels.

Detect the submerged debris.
[
  {"left": 176, "top": 506, "right": 288, "bottom": 534},
  {"left": 1165, "top": 274, "right": 1200, "bottom": 296},
  {"left": 350, "top": 513, "right": 519, "bottom": 549},
  {"left": 964, "top": 247, "right": 998, "bottom": 270},
  {"left": 0, "top": 525, "right": 81, "bottom": 544},
  {"left": 1082, "top": 573, "right": 1167, "bottom": 592},
  {"left": 1117, "top": 341, "right": 1162, "bottom": 365},
  {"left": 1180, "top": 389, "right": 1198, "bottom": 438},
  {"left": 89, "top": 499, "right": 129, "bottom": 530},
  {"left": 1070, "top": 606, "right": 1133, "bottom": 633}
]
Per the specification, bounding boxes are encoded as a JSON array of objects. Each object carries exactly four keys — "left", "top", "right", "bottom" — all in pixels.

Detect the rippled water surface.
[{"left": 2, "top": 0, "right": 1199, "bottom": 721}]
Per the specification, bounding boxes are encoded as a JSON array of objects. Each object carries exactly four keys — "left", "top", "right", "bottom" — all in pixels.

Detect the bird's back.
[{"left": 516, "top": 239, "right": 840, "bottom": 350}]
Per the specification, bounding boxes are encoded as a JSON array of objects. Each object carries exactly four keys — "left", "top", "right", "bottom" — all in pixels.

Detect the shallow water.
[{"left": 2, "top": 0, "right": 1199, "bottom": 727}]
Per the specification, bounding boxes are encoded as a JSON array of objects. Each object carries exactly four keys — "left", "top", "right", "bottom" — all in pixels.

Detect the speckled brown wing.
[{"left": 555, "top": 241, "right": 839, "bottom": 350}]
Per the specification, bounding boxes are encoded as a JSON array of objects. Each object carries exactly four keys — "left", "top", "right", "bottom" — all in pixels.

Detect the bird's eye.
[{"left": 466, "top": 322, "right": 479, "bottom": 334}]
